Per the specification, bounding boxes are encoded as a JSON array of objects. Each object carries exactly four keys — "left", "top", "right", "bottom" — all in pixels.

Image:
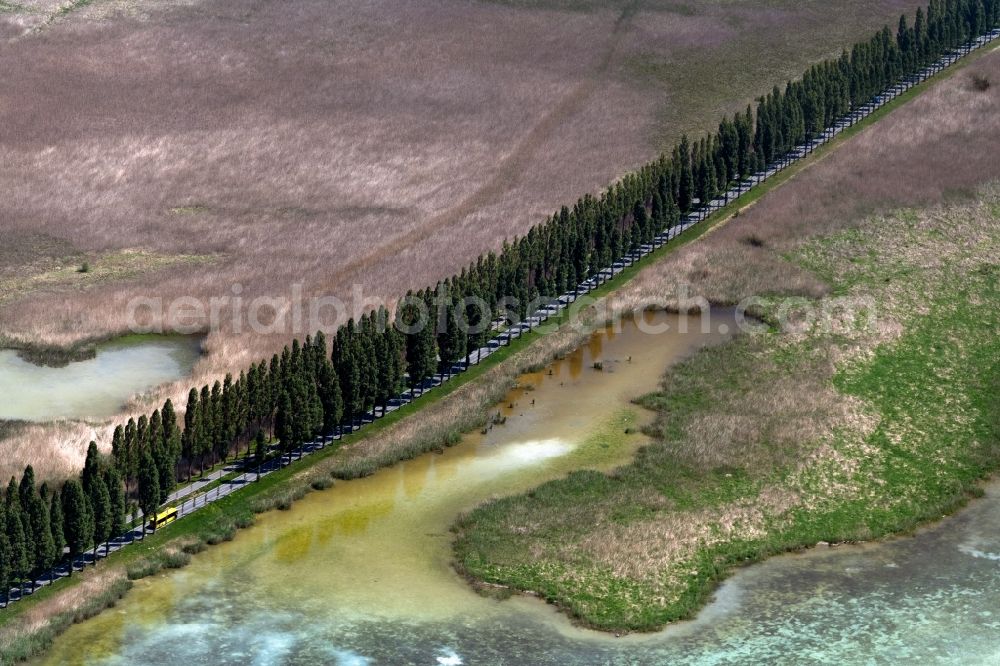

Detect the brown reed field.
[
  {"left": 0, "top": 0, "right": 920, "bottom": 479},
  {"left": 617, "top": 45, "right": 1000, "bottom": 311}
]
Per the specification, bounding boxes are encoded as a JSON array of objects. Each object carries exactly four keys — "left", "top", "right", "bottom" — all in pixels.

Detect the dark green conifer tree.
[
  {"left": 0, "top": 504, "right": 10, "bottom": 604},
  {"left": 61, "top": 479, "right": 92, "bottom": 574},
  {"left": 332, "top": 321, "right": 362, "bottom": 425},
  {"left": 137, "top": 449, "right": 160, "bottom": 536},
  {"left": 317, "top": 352, "right": 343, "bottom": 433},
  {"left": 88, "top": 473, "right": 112, "bottom": 558},
  {"left": 47, "top": 488, "right": 65, "bottom": 567},
  {"left": 20, "top": 466, "right": 54, "bottom": 575},
  {"left": 211, "top": 380, "right": 225, "bottom": 464},
  {"left": 197, "top": 384, "right": 213, "bottom": 474},
  {"left": 5, "top": 478, "right": 28, "bottom": 593},
  {"left": 111, "top": 425, "right": 126, "bottom": 481},
  {"left": 182, "top": 388, "right": 199, "bottom": 480},
  {"left": 254, "top": 430, "right": 268, "bottom": 481},
  {"left": 677, "top": 135, "right": 694, "bottom": 212},
  {"left": 436, "top": 287, "right": 467, "bottom": 376},
  {"left": 397, "top": 292, "right": 437, "bottom": 393},
  {"left": 275, "top": 390, "right": 296, "bottom": 457},
  {"left": 105, "top": 467, "right": 126, "bottom": 539},
  {"left": 123, "top": 417, "right": 137, "bottom": 491}
]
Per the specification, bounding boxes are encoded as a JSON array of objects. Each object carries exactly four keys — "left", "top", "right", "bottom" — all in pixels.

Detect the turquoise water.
[
  {"left": 71, "top": 482, "right": 1000, "bottom": 665},
  {"left": 0, "top": 336, "right": 201, "bottom": 421}
]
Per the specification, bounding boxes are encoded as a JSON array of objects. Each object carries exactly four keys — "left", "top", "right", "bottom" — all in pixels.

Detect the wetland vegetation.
[{"left": 2, "top": 1, "right": 999, "bottom": 663}]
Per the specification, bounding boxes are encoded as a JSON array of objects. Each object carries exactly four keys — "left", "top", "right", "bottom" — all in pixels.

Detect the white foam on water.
[
  {"left": 478, "top": 438, "right": 573, "bottom": 475},
  {"left": 436, "top": 648, "right": 463, "bottom": 665},
  {"left": 959, "top": 544, "right": 1000, "bottom": 561},
  {"left": 250, "top": 631, "right": 294, "bottom": 666}
]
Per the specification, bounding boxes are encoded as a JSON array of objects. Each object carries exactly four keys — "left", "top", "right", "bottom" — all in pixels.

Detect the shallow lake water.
[
  {"left": 0, "top": 336, "right": 201, "bottom": 421},
  {"left": 35, "top": 310, "right": 1000, "bottom": 665}
]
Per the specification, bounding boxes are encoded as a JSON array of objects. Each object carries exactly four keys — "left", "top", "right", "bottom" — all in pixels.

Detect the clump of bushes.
[
  {"left": 181, "top": 540, "right": 207, "bottom": 555},
  {"left": 309, "top": 474, "right": 334, "bottom": 491},
  {"left": 233, "top": 511, "right": 256, "bottom": 529},
  {"left": 126, "top": 548, "right": 192, "bottom": 580},
  {"left": 126, "top": 559, "right": 163, "bottom": 580},
  {"left": 972, "top": 73, "right": 991, "bottom": 91},
  {"left": 162, "top": 550, "right": 192, "bottom": 569},
  {"left": 203, "top": 522, "right": 237, "bottom": 545}
]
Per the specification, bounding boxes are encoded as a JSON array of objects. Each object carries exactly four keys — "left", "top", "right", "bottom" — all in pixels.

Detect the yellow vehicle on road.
[{"left": 148, "top": 506, "right": 178, "bottom": 530}]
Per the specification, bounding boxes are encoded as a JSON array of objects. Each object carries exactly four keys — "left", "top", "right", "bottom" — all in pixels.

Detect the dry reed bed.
[
  {"left": 614, "top": 48, "right": 1000, "bottom": 311},
  {"left": 0, "top": 0, "right": 919, "bottom": 478}
]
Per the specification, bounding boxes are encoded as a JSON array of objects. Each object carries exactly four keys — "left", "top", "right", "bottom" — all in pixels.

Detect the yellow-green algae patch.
[{"left": 36, "top": 311, "right": 736, "bottom": 663}]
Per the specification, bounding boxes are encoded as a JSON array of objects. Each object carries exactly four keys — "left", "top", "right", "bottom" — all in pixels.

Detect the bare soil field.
[{"left": 1, "top": 0, "right": 916, "bottom": 479}]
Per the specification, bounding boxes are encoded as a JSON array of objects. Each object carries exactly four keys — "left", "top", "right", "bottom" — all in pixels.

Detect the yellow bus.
[{"left": 149, "top": 506, "right": 178, "bottom": 530}]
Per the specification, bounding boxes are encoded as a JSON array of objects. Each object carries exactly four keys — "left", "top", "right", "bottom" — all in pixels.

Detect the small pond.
[{"left": 0, "top": 336, "right": 202, "bottom": 421}]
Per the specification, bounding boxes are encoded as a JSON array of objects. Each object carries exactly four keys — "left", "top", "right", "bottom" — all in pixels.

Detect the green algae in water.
[{"left": 34, "top": 310, "right": 1000, "bottom": 664}]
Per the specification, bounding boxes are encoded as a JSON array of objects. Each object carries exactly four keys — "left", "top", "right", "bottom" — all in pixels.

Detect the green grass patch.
[{"left": 453, "top": 185, "right": 1000, "bottom": 630}]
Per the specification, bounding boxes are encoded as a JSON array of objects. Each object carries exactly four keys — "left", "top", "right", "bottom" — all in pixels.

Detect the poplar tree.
[
  {"left": 20, "top": 467, "right": 54, "bottom": 574},
  {"left": 61, "top": 480, "right": 92, "bottom": 575},
  {"left": 397, "top": 292, "right": 437, "bottom": 392},
  {"left": 253, "top": 430, "right": 267, "bottom": 481},
  {"left": 437, "top": 289, "right": 467, "bottom": 376},
  {"left": 267, "top": 355, "right": 281, "bottom": 434},
  {"left": 318, "top": 347, "right": 344, "bottom": 432},
  {"left": 181, "top": 388, "right": 198, "bottom": 479},
  {"left": 111, "top": 425, "right": 126, "bottom": 480},
  {"left": 305, "top": 374, "right": 323, "bottom": 441},
  {"left": 48, "top": 488, "right": 65, "bottom": 567},
  {"left": 275, "top": 390, "right": 296, "bottom": 457},
  {"left": 123, "top": 417, "right": 137, "bottom": 491},
  {"left": 632, "top": 201, "right": 649, "bottom": 247},
  {"left": 463, "top": 283, "right": 488, "bottom": 365},
  {"left": 162, "top": 398, "right": 179, "bottom": 465},
  {"left": 105, "top": 468, "right": 126, "bottom": 538},
  {"left": 332, "top": 321, "right": 362, "bottom": 425},
  {"left": 81, "top": 441, "right": 101, "bottom": 495},
  {"left": 0, "top": 505, "right": 10, "bottom": 604},
  {"left": 153, "top": 404, "right": 177, "bottom": 504},
  {"left": 197, "top": 385, "right": 213, "bottom": 474},
  {"left": 384, "top": 321, "right": 407, "bottom": 405},
  {"left": 211, "top": 380, "right": 225, "bottom": 464},
  {"left": 4, "top": 479, "right": 28, "bottom": 594},
  {"left": 356, "top": 318, "right": 378, "bottom": 415},
  {"left": 148, "top": 409, "right": 163, "bottom": 460},
  {"left": 221, "top": 373, "right": 237, "bottom": 459},
  {"left": 137, "top": 449, "right": 160, "bottom": 535},
  {"left": 677, "top": 135, "right": 694, "bottom": 211},
  {"left": 89, "top": 473, "right": 112, "bottom": 558}
]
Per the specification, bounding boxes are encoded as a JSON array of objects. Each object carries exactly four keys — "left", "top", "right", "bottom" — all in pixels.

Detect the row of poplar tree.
[{"left": 2, "top": 0, "right": 997, "bottom": 602}]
